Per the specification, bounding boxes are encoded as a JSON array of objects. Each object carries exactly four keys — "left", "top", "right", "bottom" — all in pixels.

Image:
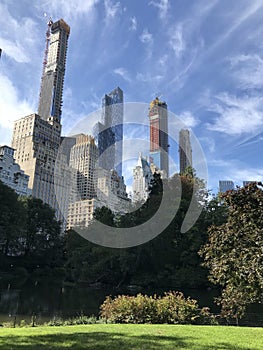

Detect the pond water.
[
  {"left": 0, "top": 282, "right": 262, "bottom": 326},
  {"left": 0, "top": 281, "right": 220, "bottom": 325}
]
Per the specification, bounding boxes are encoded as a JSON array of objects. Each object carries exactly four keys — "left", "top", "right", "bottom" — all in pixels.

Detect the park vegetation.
[{"left": 0, "top": 174, "right": 262, "bottom": 323}]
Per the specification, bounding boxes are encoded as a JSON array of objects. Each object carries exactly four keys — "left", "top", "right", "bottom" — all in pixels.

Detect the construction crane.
[{"left": 38, "top": 17, "right": 53, "bottom": 108}]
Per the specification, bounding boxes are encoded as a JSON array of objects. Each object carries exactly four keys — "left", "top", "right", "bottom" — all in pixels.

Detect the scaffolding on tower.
[{"left": 38, "top": 18, "right": 53, "bottom": 111}]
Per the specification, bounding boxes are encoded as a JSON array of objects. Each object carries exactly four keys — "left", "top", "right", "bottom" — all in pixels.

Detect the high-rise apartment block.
[
  {"left": 12, "top": 113, "right": 62, "bottom": 208},
  {"left": 179, "top": 129, "right": 192, "bottom": 174},
  {"left": 96, "top": 87, "right": 123, "bottom": 177},
  {"left": 67, "top": 198, "right": 102, "bottom": 229},
  {"left": 132, "top": 153, "right": 153, "bottom": 203},
  {"left": 69, "top": 134, "right": 98, "bottom": 202},
  {"left": 66, "top": 132, "right": 129, "bottom": 229},
  {"left": 38, "top": 19, "right": 70, "bottom": 122},
  {"left": 219, "top": 180, "right": 234, "bottom": 193},
  {"left": 11, "top": 18, "right": 70, "bottom": 223},
  {"left": 0, "top": 145, "right": 30, "bottom": 196},
  {"left": 149, "top": 97, "right": 169, "bottom": 177}
]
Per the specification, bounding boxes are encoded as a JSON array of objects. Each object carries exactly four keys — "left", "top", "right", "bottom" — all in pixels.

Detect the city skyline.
[{"left": 1, "top": 0, "right": 263, "bottom": 193}]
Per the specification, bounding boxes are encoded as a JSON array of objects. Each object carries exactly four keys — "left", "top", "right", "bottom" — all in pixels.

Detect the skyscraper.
[
  {"left": 11, "top": 18, "right": 70, "bottom": 224},
  {"left": 69, "top": 134, "right": 98, "bottom": 201},
  {"left": 67, "top": 135, "right": 99, "bottom": 229},
  {"left": 38, "top": 19, "right": 70, "bottom": 122},
  {"left": 132, "top": 153, "right": 153, "bottom": 203},
  {"left": 96, "top": 87, "right": 123, "bottom": 177},
  {"left": 179, "top": 129, "right": 192, "bottom": 174},
  {"left": 149, "top": 97, "right": 169, "bottom": 177}
]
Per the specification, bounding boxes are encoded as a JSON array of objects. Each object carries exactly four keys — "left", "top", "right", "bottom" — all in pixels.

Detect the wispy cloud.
[
  {"left": 219, "top": 164, "right": 263, "bottom": 184},
  {"left": 38, "top": 0, "right": 99, "bottom": 20},
  {"left": 0, "top": 3, "right": 39, "bottom": 63},
  {"left": 104, "top": 0, "right": 121, "bottom": 22},
  {"left": 139, "top": 28, "right": 153, "bottom": 44},
  {"left": 0, "top": 74, "right": 33, "bottom": 143},
  {"left": 206, "top": 93, "right": 263, "bottom": 135},
  {"left": 168, "top": 23, "right": 185, "bottom": 57},
  {"left": 149, "top": 0, "right": 170, "bottom": 20},
  {"left": 229, "top": 54, "right": 263, "bottom": 89},
  {"left": 136, "top": 72, "right": 163, "bottom": 84},
  {"left": 130, "top": 16, "right": 137, "bottom": 31},
  {"left": 176, "top": 111, "right": 199, "bottom": 128},
  {"left": 0, "top": 38, "right": 29, "bottom": 63},
  {"left": 113, "top": 67, "right": 131, "bottom": 82},
  {"left": 203, "top": 1, "right": 263, "bottom": 59}
]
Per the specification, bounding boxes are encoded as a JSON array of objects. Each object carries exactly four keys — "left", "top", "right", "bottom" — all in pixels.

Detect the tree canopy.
[{"left": 200, "top": 182, "right": 263, "bottom": 320}]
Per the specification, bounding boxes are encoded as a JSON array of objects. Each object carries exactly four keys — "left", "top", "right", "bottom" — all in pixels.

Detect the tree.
[
  {"left": 200, "top": 182, "right": 263, "bottom": 321},
  {"left": 0, "top": 180, "right": 25, "bottom": 256},
  {"left": 93, "top": 206, "right": 115, "bottom": 226},
  {"left": 20, "top": 197, "right": 63, "bottom": 265}
]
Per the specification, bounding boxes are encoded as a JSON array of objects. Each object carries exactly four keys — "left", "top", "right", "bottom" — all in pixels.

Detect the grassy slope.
[{"left": 0, "top": 324, "right": 262, "bottom": 349}]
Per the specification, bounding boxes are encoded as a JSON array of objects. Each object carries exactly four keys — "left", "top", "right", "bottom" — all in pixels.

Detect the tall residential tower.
[
  {"left": 38, "top": 19, "right": 70, "bottom": 122},
  {"left": 179, "top": 129, "right": 192, "bottom": 174},
  {"left": 12, "top": 18, "right": 70, "bottom": 223},
  {"left": 148, "top": 97, "right": 169, "bottom": 177}
]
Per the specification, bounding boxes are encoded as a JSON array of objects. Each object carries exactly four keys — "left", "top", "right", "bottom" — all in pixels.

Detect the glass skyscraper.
[{"left": 96, "top": 87, "right": 124, "bottom": 177}]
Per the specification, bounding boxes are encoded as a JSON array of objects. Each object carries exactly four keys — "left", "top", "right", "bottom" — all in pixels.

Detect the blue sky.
[{"left": 0, "top": 0, "right": 263, "bottom": 193}]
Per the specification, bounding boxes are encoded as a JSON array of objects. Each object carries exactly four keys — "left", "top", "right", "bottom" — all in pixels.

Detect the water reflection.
[{"left": 0, "top": 282, "right": 262, "bottom": 326}]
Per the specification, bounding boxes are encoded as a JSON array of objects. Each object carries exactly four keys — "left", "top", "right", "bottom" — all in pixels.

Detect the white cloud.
[
  {"left": 231, "top": 168, "right": 263, "bottom": 183},
  {"left": 199, "top": 137, "right": 215, "bottom": 154},
  {"left": 0, "top": 38, "right": 29, "bottom": 63},
  {"left": 130, "top": 16, "right": 137, "bottom": 31},
  {"left": 158, "top": 54, "right": 168, "bottom": 66},
  {"left": 136, "top": 72, "right": 162, "bottom": 83},
  {"left": 38, "top": 0, "right": 99, "bottom": 19},
  {"left": 168, "top": 23, "right": 185, "bottom": 57},
  {"left": 177, "top": 111, "right": 199, "bottom": 128},
  {"left": 0, "top": 74, "right": 34, "bottom": 144},
  {"left": 229, "top": 54, "right": 263, "bottom": 89},
  {"left": 104, "top": 0, "right": 121, "bottom": 21},
  {"left": 206, "top": 93, "right": 263, "bottom": 135},
  {"left": 113, "top": 67, "right": 131, "bottom": 82},
  {"left": 0, "top": 4, "right": 39, "bottom": 63},
  {"left": 149, "top": 0, "right": 170, "bottom": 20},
  {"left": 204, "top": 1, "right": 263, "bottom": 58},
  {"left": 139, "top": 28, "right": 153, "bottom": 44},
  {"left": 219, "top": 164, "right": 263, "bottom": 184}
]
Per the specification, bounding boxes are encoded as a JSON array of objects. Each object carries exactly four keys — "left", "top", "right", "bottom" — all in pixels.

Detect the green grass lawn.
[{"left": 0, "top": 324, "right": 262, "bottom": 349}]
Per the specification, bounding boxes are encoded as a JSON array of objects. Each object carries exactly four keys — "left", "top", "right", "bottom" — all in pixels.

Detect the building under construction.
[
  {"left": 148, "top": 97, "right": 169, "bottom": 177},
  {"left": 38, "top": 19, "right": 70, "bottom": 122},
  {"left": 12, "top": 18, "right": 70, "bottom": 226}
]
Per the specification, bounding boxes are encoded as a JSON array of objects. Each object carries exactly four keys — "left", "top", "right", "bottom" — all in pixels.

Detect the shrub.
[
  {"left": 64, "top": 315, "right": 99, "bottom": 325},
  {"left": 100, "top": 291, "right": 217, "bottom": 325}
]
